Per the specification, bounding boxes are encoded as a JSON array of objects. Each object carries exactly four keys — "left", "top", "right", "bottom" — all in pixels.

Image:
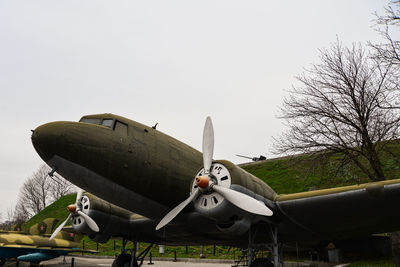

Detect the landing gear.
[
  {"left": 112, "top": 253, "right": 132, "bottom": 267},
  {"left": 269, "top": 226, "right": 282, "bottom": 267},
  {"left": 249, "top": 258, "right": 274, "bottom": 267},
  {"left": 112, "top": 239, "right": 134, "bottom": 267},
  {"left": 246, "top": 225, "right": 283, "bottom": 267},
  {"left": 0, "top": 258, "right": 5, "bottom": 267},
  {"left": 112, "top": 240, "right": 154, "bottom": 267}
]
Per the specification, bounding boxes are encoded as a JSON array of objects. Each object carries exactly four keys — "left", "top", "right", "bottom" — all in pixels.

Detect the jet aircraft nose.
[{"left": 31, "top": 122, "right": 66, "bottom": 162}]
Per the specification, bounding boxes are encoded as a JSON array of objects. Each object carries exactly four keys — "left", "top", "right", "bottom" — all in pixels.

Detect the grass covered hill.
[
  {"left": 241, "top": 140, "right": 400, "bottom": 194},
  {"left": 25, "top": 193, "right": 75, "bottom": 230}
]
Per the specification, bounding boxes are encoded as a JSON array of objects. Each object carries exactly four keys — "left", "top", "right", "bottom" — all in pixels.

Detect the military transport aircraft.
[
  {"left": 31, "top": 114, "right": 400, "bottom": 267},
  {"left": 0, "top": 218, "right": 92, "bottom": 266}
]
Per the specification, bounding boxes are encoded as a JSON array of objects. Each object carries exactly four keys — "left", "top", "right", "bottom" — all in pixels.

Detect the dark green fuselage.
[{"left": 32, "top": 114, "right": 276, "bottom": 223}]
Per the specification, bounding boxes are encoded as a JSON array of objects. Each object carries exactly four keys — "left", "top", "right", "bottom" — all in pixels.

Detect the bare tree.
[
  {"left": 18, "top": 166, "right": 51, "bottom": 216},
  {"left": 0, "top": 206, "right": 12, "bottom": 230},
  {"left": 17, "top": 165, "right": 74, "bottom": 218},
  {"left": 370, "top": 1, "right": 400, "bottom": 66},
  {"left": 14, "top": 200, "right": 30, "bottom": 223},
  {"left": 369, "top": 1, "right": 400, "bottom": 111},
  {"left": 274, "top": 41, "right": 400, "bottom": 182},
  {"left": 0, "top": 204, "right": 23, "bottom": 230},
  {"left": 49, "top": 174, "right": 75, "bottom": 201}
]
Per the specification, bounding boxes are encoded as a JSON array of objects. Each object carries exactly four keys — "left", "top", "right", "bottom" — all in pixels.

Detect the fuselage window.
[
  {"left": 80, "top": 118, "right": 101, "bottom": 125},
  {"left": 102, "top": 119, "right": 114, "bottom": 128},
  {"left": 114, "top": 121, "right": 128, "bottom": 136}
]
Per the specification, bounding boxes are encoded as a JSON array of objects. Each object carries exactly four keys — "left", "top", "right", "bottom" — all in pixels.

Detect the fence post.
[
  {"left": 148, "top": 252, "right": 154, "bottom": 265},
  {"left": 71, "top": 257, "right": 75, "bottom": 267},
  {"left": 82, "top": 240, "right": 85, "bottom": 256}
]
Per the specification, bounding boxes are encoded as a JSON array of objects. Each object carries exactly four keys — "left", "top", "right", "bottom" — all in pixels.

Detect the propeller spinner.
[
  {"left": 155, "top": 117, "right": 273, "bottom": 230},
  {"left": 49, "top": 190, "right": 99, "bottom": 240}
]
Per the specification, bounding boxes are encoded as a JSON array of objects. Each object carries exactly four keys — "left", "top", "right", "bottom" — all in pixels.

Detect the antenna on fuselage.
[
  {"left": 152, "top": 123, "right": 158, "bottom": 129},
  {"left": 48, "top": 168, "right": 56, "bottom": 177}
]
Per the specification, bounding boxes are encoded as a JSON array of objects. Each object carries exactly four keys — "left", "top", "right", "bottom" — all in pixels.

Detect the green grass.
[{"left": 74, "top": 241, "right": 244, "bottom": 260}]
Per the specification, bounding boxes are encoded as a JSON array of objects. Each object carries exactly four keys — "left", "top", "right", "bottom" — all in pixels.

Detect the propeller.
[
  {"left": 202, "top": 116, "right": 214, "bottom": 174},
  {"left": 156, "top": 116, "right": 273, "bottom": 230},
  {"left": 49, "top": 189, "right": 99, "bottom": 240}
]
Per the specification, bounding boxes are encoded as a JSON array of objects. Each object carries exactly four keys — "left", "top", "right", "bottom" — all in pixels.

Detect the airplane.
[
  {"left": 0, "top": 218, "right": 94, "bottom": 266},
  {"left": 30, "top": 113, "right": 400, "bottom": 267}
]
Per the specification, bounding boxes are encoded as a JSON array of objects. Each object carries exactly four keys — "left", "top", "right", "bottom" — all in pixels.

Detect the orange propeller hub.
[
  {"left": 196, "top": 176, "right": 209, "bottom": 188},
  {"left": 67, "top": 204, "right": 77, "bottom": 213}
]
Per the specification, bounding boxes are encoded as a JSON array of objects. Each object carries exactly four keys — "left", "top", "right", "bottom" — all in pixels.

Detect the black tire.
[
  {"left": 112, "top": 253, "right": 131, "bottom": 267},
  {"left": 250, "top": 258, "right": 274, "bottom": 267},
  {"left": 0, "top": 258, "right": 5, "bottom": 267}
]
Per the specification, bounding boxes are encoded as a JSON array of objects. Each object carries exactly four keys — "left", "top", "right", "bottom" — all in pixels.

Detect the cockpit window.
[
  {"left": 102, "top": 119, "right": 114, "bottom": 128},
  {"left": 80, "top": 118, "right": 101, "bottom": 125}
]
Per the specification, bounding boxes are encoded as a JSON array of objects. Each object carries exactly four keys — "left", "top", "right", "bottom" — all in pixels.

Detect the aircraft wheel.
[
  {"left": 250, "top": 258, "right": 274, "bottom": 267},
  {"left": 112, "top": 253, "right": 132, "bottom": 267},
  {"left": 0, "top": 258, "right": 5, "bottom": 266}
]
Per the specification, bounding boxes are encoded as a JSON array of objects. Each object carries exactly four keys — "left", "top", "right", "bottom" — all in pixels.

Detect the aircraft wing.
[
  {"left": 0, "top": 243, "right": 95, "bottom": 253},
  {"left": 0, "top": 243, "right": 97, "bottom": 264},
  {"left": 275, "top": 179, "right": 400, "bottom": 243}
]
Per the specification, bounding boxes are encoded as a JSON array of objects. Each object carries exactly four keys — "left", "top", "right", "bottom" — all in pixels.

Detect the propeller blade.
[
  {"left": 202, "top": 116, "right": 214, "bottom": 174},
  {"left": 77, "top": 211, "right": 99, "bottom": 232},
  {"left": 156, "top": 188, "right": 200, "bottom": 230},
  {"left": 212, "top": 185, "right": 273, "bottom": 216},
  {"left": 49, "top": 214, "right": 71, "bottom": 240},
  {"left": 76, "top": 189, "right": 83, "bottom": 204}
]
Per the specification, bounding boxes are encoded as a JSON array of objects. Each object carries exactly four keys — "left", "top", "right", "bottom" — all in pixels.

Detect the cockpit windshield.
[
  {"left": 102, "top": 119, "right": 113, "bottom": 127},
  {"left": 80, "top": 118, "right": 101, "bottom": 125},
  {"left": 80, "top": 117, "right": 114, "bottom": 128}
]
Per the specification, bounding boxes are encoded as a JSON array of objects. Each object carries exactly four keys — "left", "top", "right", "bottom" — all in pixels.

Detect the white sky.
[{"left": 0, "top": 0, "right": 393, "bottom": 218}]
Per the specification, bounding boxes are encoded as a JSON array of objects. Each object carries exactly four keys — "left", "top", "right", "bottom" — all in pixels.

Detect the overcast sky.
[{"left": 0, "top": 0, "right": 394, "bottom": 218}]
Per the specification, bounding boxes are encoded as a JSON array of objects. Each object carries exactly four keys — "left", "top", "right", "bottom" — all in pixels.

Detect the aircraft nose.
[{"left": 31, "top": 122, "right": 66, "bottom": 162}]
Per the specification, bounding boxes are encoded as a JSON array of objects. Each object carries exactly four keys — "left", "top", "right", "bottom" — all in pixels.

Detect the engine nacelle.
[
  {"left": 216, "top": 215, "right": 254, "bottom": 235},
  {"left": 191, "top": 160, "right": 275, "bottom": 234},
  {"left": 72, "top": 193, "right": 136, "bottom": 243}
]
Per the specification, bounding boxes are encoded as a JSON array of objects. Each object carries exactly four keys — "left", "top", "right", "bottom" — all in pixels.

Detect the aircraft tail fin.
[{"left": 28, "top": 218, "right": 60, "bottom": 236}]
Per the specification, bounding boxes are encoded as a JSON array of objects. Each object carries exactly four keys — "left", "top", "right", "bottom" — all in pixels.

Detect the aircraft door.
[
  {"left": 114, "top": 121, "right": 128, "bottom": 136},
  {"left": 112, "top": 121, "right": 129, "bottom": 174}
]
